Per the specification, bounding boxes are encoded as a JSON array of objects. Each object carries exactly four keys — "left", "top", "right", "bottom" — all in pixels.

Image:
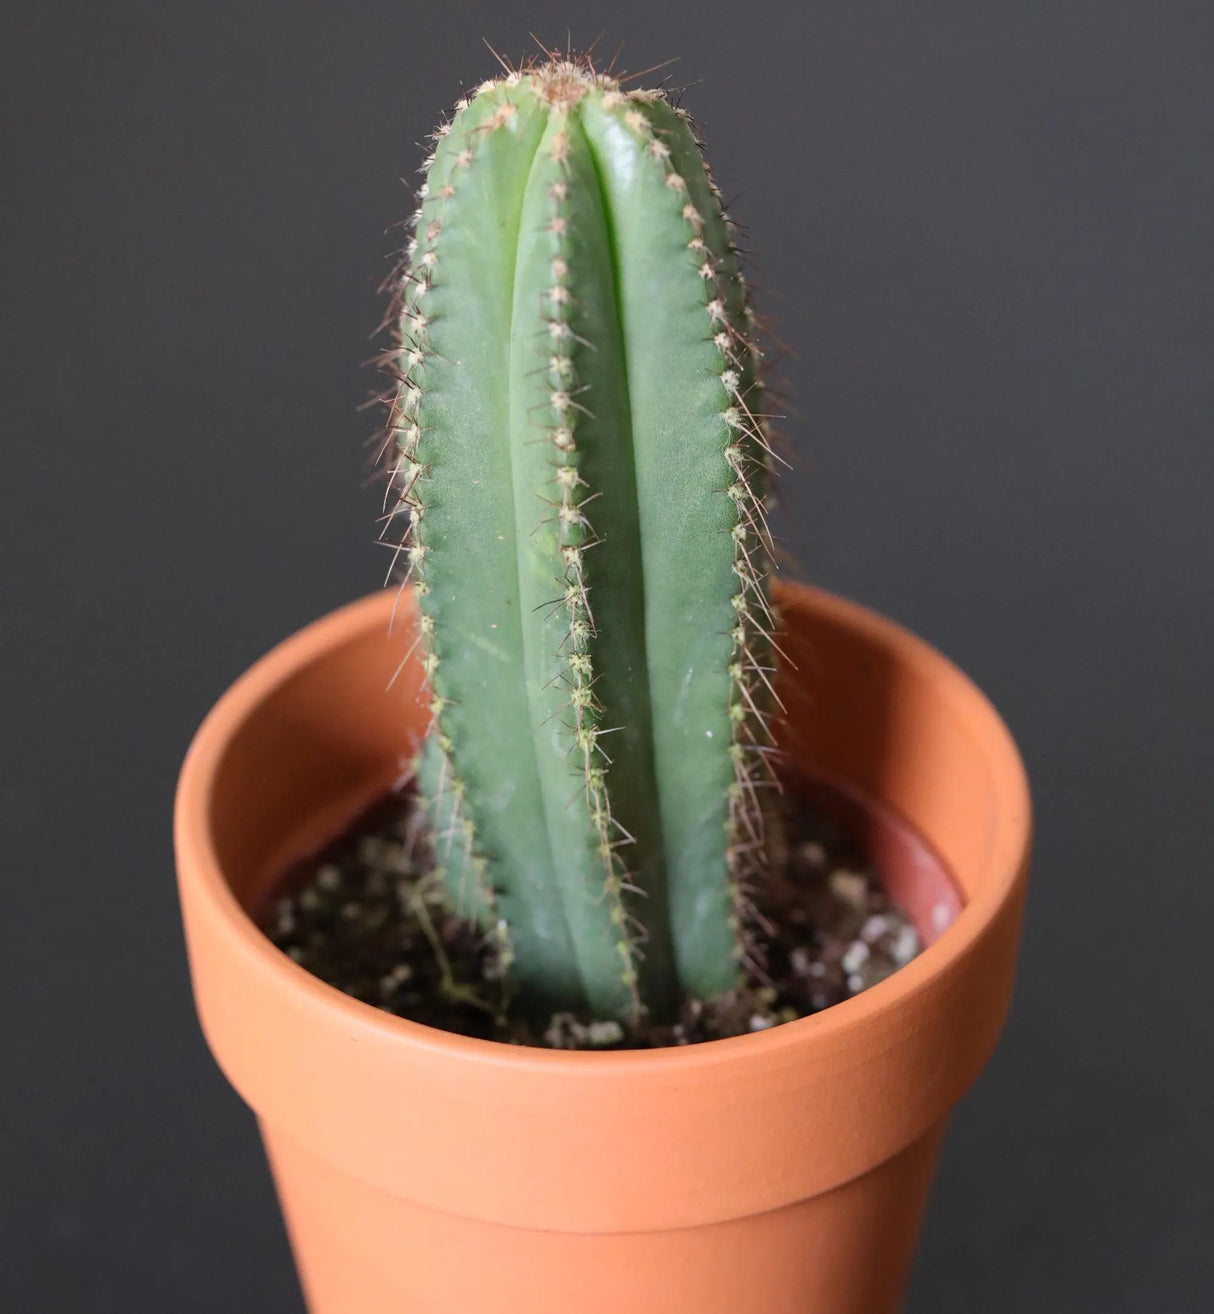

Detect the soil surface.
[{"left": 265, "top": 782, "right": 922, "bottom": 1049}]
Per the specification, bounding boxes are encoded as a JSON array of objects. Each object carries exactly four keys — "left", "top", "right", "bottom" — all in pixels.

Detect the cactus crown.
[{"left": 378, "top": 54, "right": 775, "bottom": 1027}]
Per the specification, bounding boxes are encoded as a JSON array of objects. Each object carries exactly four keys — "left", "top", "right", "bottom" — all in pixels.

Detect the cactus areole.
[{"left": 382, "top": 58, "right": 775, "bottom": 1026}]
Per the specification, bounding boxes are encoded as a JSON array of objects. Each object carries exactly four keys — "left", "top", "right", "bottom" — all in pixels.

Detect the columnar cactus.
[{"left": 381, "top": 56, "right": 774, "bottom": 1025}]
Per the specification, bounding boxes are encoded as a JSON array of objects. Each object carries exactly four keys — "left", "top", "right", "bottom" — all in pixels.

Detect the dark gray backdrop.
[{"left": 3, "top": 2, "right": 1211, "bottom": 1310}]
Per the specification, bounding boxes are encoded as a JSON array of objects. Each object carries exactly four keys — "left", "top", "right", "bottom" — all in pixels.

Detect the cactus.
[{"left": 380, "top": 55, "right": 774, "bottom": 1026}]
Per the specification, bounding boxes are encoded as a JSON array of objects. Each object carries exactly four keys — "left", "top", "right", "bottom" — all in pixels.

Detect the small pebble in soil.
[{"left": 266, "top": 782, "right": 925, "bottom": 1050}]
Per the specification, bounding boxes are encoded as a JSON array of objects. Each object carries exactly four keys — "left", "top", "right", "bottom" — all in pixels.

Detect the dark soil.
[{"left": 265, "top": 783, "right": 922, "bottom": 1049}]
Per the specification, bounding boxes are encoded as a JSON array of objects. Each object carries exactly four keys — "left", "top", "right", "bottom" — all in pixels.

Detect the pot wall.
[
  {"left": 175, "top": 583, "right": 1031, "bottom": 1313},
  {"left": 264, "top": 1120, "right": 946, "bottom": 1314}
]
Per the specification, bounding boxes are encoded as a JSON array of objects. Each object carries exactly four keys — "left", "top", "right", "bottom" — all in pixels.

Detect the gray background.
[{"left": 3, "top": 1, "right": 1211, "bottom": 1309}]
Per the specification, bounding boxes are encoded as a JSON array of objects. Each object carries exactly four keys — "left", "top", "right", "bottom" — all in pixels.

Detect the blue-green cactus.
[{"left": 380, "top": 56, "right": 774, "bottom": 1025}]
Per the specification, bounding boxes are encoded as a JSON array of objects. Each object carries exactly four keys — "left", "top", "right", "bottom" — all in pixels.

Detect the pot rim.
[{"left": 175, "top": 580, "right": 1032, "bottom": 1073}]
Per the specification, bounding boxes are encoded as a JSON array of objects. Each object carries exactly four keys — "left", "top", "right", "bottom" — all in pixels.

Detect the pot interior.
[{"left": 204, "top": 588, "right": 983, "bottom": 959}]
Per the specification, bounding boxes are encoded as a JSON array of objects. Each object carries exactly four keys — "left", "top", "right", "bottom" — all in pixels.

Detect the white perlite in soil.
[{"left": 267, "top": 784, "right": 923, "bottom": 1049}]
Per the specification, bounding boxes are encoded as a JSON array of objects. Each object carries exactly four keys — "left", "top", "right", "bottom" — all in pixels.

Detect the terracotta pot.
[{"left": 175, "top": 582, "right": 1031, "bottom": 1314}]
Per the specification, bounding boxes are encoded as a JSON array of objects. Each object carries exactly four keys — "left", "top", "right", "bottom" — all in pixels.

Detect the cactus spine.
[{"left": 382, "top": 57, "right": 773, "bottom": 1025}]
